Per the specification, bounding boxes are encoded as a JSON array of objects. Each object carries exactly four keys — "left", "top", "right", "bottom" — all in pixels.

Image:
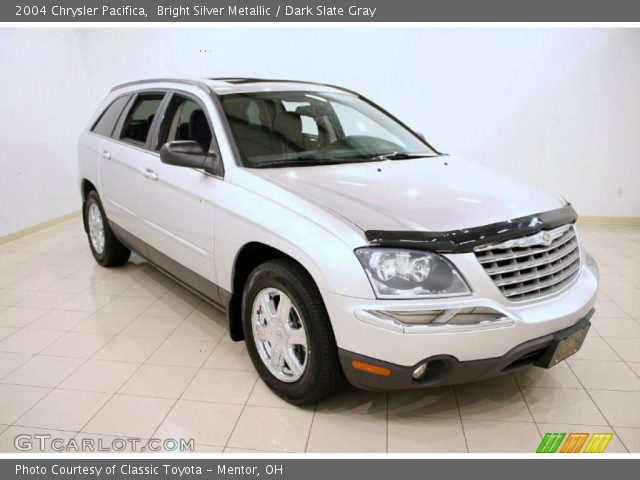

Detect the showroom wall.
[
  {"left": 0, "top": 29, "right": 92, "bottom": 238},
  {"left": 1, "top": 28, "right": 639, "bottom": 238}
]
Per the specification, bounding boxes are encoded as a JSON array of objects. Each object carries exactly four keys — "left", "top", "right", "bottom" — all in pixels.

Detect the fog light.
[{"left": 412, "top": 363, "right": 428, "bottom": 380}]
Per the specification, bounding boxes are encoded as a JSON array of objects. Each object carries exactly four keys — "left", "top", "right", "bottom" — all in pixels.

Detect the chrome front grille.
[{"left": 474, "top": 224, "right": 581, "bottom": 301}]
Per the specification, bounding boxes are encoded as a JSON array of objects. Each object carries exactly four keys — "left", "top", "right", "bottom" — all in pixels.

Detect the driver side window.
[{"left": 157, "top": 95, "right": 213, "bottom": 152}]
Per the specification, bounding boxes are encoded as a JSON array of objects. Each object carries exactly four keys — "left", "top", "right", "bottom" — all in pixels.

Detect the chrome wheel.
[
  {"left": 251, "top": 287, "right": 309, "bottom": 383},
  {"left": 87, "top": 202, "right": 105, "bottom": 255}
]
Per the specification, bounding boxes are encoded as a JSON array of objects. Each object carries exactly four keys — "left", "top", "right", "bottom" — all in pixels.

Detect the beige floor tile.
[
  {"left": 592, "top": 316, "right": 640, "bottom": 338},
  {"left": 522, "top": 387, "right": 607, "bottom": 425},
  {"left": 0, "top": 289, "right": 33, "bottom": 307},
  {"left": 146, "top": 339, "right": 215, "bottom": 367},
  {"left": 463, "top": 419, "right": 541, "bottom": 453},
  {"left": 316, "top": 386, "right": 387, "bottom": 416},
  {"left": 629, "top": 363, "right": 640, "bottom": 376},
  {"left": 515, "top": 363, "right": 582, "bottom": 388},
  {"left": 119, "top": 364, "right": 197, "bottom": 399},
  {"left": 119, "top": 315, "right": 182, "bottom": 338},
  {"left": 18, "top": 292, "right": 78, "bottom": 310},
  {"left": 203, "top": 341, "right": 255, "bottom": 372},
  {"left": 306, "top": 411, "right": 387, "bottom": 452},
  {"left": 618, "top": 302, "right": 640, "bottom": 321},
  {"left": 3, "top": 355, "right": 83, "bottom": 388},
  {"left": 83, "top": 394, "right": 175, "bottom": 438},
  {"left": 182, "top": 368, "right": 257, "bottom": 404},
  {"left": 0, "top": 426, "right": 77, "bottom": 453},
  {"left": 228, "top": 405, "right": 314, "bottom": 452},
  {"left": 99, "top": 296, "right": 157, "bottom": 317},
  {"left": 0, "top": 384, "right": 50, "bottom": 424},
  {"left": 93, "top": 336, "right": 163, "bottom": 362},
  {"left": 0, "top": 306, "right": 49, "bottom": 328},
  {"left": 143, "top": 295, "right": 197, "bottom": 319},
  {"left": 456, "top": 384, "right": 533, "bottom": 422},
  {"left": 593, "top": 300, "right": 630, "bottom": 319},
  {"left": 169, "top": 311, "right": 227, "bottom": 342},
  {"left": 0, "top": 351, "right": 32, "bottom": 378},
  {"left": 604, "top": 338, "right": 640, "bottom": 362},
  {"left": 28, "top": 310, "right": 89, "bottom": 331},
  {"left": 569, "top": 359, "right": 640, "bottom": 391},
  {"left": 44, "top": 278, "right": 93, "bottom": 294},
  {"left": 589, "top": 390, "right": 640, "bottom": 427},
  {"left": 58, "top": 293, "right": 116, "bottom": 312},
  {"left": 185, "top": 444, "right": 224, "bottom": 453},
  {"left": 72, "top": 312, "right": 137, "bottom": 335},
  {"left": 246, "top": 380, "right": 300, "bottom": 410},
  {"left": 6, "top": 275, "right": 59, "bottom": 292},
  {"left": 388, "top": 416, "right": 467, "bottom": 453},
  {"left": 0, "top": 328, "right": 64, "bottom": 354},
  {"left": 155, "top": 400, "right": 243, "bottom": 447},
  {"left": 223, "top": 447, "right": 277, "bottom": 453},
  {"left": 615, "top": 427, "right": 640, "bottom": 452},
  {"left": 42, "top": 332, "right": 113, "bottom": 358},
  {"left": 537, "top": 423, "right": 628, "bottom": 453},
  {"left": 0, "top": 326, "right": 18, "bottom": 342},
  {"left": 16, "top": 389, "right": 110, "bottom": 431},
  {"left": 120, "top": 280, "right": 169, "bottom": 299},
  {"left": 572, "top": 336, "right": 621, "bottom": 361},
  {"left": 387, "top": 387, "right": 458, "bottom": 419},
  {"left": 60, "top": 359, "right": 139, "bottom": 393}
]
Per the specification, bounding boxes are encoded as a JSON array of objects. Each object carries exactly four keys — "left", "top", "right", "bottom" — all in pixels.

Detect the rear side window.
[
  {"left": 120, "top": 93, "right": 164, "bottom": 144},
  {"left": 91, "top": 95, "right": 130, "bottom": 137}
]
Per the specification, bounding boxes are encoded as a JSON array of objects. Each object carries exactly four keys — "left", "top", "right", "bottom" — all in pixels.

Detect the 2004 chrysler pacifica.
[{"left": 78, "top": 77, "right": 599, "bottom": 404}]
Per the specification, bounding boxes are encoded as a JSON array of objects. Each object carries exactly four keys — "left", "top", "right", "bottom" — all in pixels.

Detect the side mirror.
[
  {"left": 160, "top": 140, "right": 223, "bottom": 177},
  {"left": 416, "top": 132, "right": 426, "bottom": 141}
]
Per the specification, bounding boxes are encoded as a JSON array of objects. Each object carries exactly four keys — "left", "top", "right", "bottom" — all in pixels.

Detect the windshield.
[{"left": 219, "top": 91, "right": 438, "bottom": 168}]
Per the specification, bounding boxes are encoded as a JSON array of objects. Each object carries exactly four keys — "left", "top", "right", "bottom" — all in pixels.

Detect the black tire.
[
  {"left": 242, "top": 258, "right": 344, "bottom": 405},
  {"left": 83, "top": 190, "right": 131, "bottom": 267}
]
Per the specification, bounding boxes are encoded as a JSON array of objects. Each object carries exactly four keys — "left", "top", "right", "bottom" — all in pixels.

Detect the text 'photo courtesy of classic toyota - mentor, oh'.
[{"left": 77, "top": 77, "right": 599, "bottom": 405}]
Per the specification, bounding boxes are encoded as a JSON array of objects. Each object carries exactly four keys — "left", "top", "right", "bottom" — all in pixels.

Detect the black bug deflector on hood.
[{"left": 365, "top": 204, "right": 578, "bottom": 254}]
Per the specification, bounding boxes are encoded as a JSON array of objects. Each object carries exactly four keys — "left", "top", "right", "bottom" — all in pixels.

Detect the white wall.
[
  {"left": 1, "top": 28, "right": 639, "bottom": 237},
  {"left": 0, "top": 29, "right": 92, "bottom": 237}
]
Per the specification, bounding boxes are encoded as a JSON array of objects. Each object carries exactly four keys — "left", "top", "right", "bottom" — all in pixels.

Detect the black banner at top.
[{"left": 4, "top": 0, "right": 640, "bottom": 22}]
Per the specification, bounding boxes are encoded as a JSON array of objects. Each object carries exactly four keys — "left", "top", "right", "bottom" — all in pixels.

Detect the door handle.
[
  {"left": 144, "top": 168, "right": 158, "bottom": 181},
  {"left": 100, "top": 150, "right": 111, "bottom": 160}
]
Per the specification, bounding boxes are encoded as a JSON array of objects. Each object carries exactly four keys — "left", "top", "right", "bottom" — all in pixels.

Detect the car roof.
[{"left": 111, "top": 77, "right": 357, "bottom": 97}]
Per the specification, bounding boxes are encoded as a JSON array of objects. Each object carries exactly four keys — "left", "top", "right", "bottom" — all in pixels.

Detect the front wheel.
[{"left": 242, "top": 258, "right": 344, "bottom": 405}]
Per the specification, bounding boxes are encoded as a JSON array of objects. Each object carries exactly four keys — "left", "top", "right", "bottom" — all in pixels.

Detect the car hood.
[{"left": 252, "top": 157, "right": 565, "bottom": 233}]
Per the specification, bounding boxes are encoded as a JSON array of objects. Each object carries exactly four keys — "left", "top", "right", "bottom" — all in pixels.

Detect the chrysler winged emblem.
[{"left": 539, "top": 231, "right": 553, "bottom": 247}]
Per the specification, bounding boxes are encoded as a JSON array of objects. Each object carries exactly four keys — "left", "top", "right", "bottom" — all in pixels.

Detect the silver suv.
[{"left": 78, "top": 77, "right": 599, "bottom": 404}]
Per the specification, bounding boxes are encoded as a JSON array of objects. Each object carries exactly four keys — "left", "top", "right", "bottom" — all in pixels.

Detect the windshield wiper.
[
  {"left": 250, "top": 156, "right": 385, "bottom": 168},
  {"left": 369, "top": 152, "right": 441, "bottom": 161}
]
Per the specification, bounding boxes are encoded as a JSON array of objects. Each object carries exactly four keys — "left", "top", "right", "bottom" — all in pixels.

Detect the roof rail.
[
  {"left": 208, "top": 77, "right": 358, "bottom": 96},
  {"left": 110, "top": 78, "right": 213, "bottom": 94}
]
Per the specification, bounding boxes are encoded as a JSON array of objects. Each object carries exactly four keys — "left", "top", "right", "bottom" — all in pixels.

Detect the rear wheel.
[
  {"left": 84, "top": 190, "right": 131, "bottom": 267},
  {"left": 242, "top": 258, "right": 344, "bottom": 405}
]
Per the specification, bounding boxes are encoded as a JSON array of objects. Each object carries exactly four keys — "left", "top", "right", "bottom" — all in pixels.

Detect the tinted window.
[
  {"left": 91, "top": 95, "right": 130, "bottom": 137},
  {"left": 120, "top": 93, "right": 164, "bottom": 144},
  {"left": 158, "top": 95, "right": 213, "bottom": 152}
]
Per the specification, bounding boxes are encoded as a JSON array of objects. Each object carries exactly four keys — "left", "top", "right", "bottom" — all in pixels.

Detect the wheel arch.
[{"left": 226, "top": 241, "right": 325, "bottom": 342}]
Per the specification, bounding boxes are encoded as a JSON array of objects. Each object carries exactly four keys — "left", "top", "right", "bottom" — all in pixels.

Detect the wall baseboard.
[
  {"left": 0, "top": 211, "right": 81, "bottom": 245},
  {"left": 578, "top": 216, "right": 640, "bottom": 226}
]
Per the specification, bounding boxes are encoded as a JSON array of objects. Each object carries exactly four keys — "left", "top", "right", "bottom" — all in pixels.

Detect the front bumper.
[
  {"left": 339, "top": 311, "right": 593, "bottom": 391},
  {"left": 322, "top": 251, "right": 599, "bottom": 386}
]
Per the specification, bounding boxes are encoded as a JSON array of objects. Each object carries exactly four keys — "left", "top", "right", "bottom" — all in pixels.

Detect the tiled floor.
[{"left": 0, "top": 218, "right": 639, "bottom": 453}]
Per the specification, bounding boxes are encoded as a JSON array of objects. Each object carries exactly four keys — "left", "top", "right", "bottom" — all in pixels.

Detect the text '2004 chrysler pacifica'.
[{"left": 78, "top": 77, "right": 599, "bottom": 405}]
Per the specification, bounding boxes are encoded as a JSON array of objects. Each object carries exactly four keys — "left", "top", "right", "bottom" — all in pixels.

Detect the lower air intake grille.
[{"left": 474, "top": 224, "right": 581, "bottom": 302}]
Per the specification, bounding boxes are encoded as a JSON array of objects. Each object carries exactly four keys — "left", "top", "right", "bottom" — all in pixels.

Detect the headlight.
[{"left": 355, "top": 248, "right": 471, "bottom": 299}]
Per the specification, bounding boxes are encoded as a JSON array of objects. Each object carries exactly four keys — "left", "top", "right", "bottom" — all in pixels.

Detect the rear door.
[{"left": 99, "top": 91, "right": 166, "bottom": 239}]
